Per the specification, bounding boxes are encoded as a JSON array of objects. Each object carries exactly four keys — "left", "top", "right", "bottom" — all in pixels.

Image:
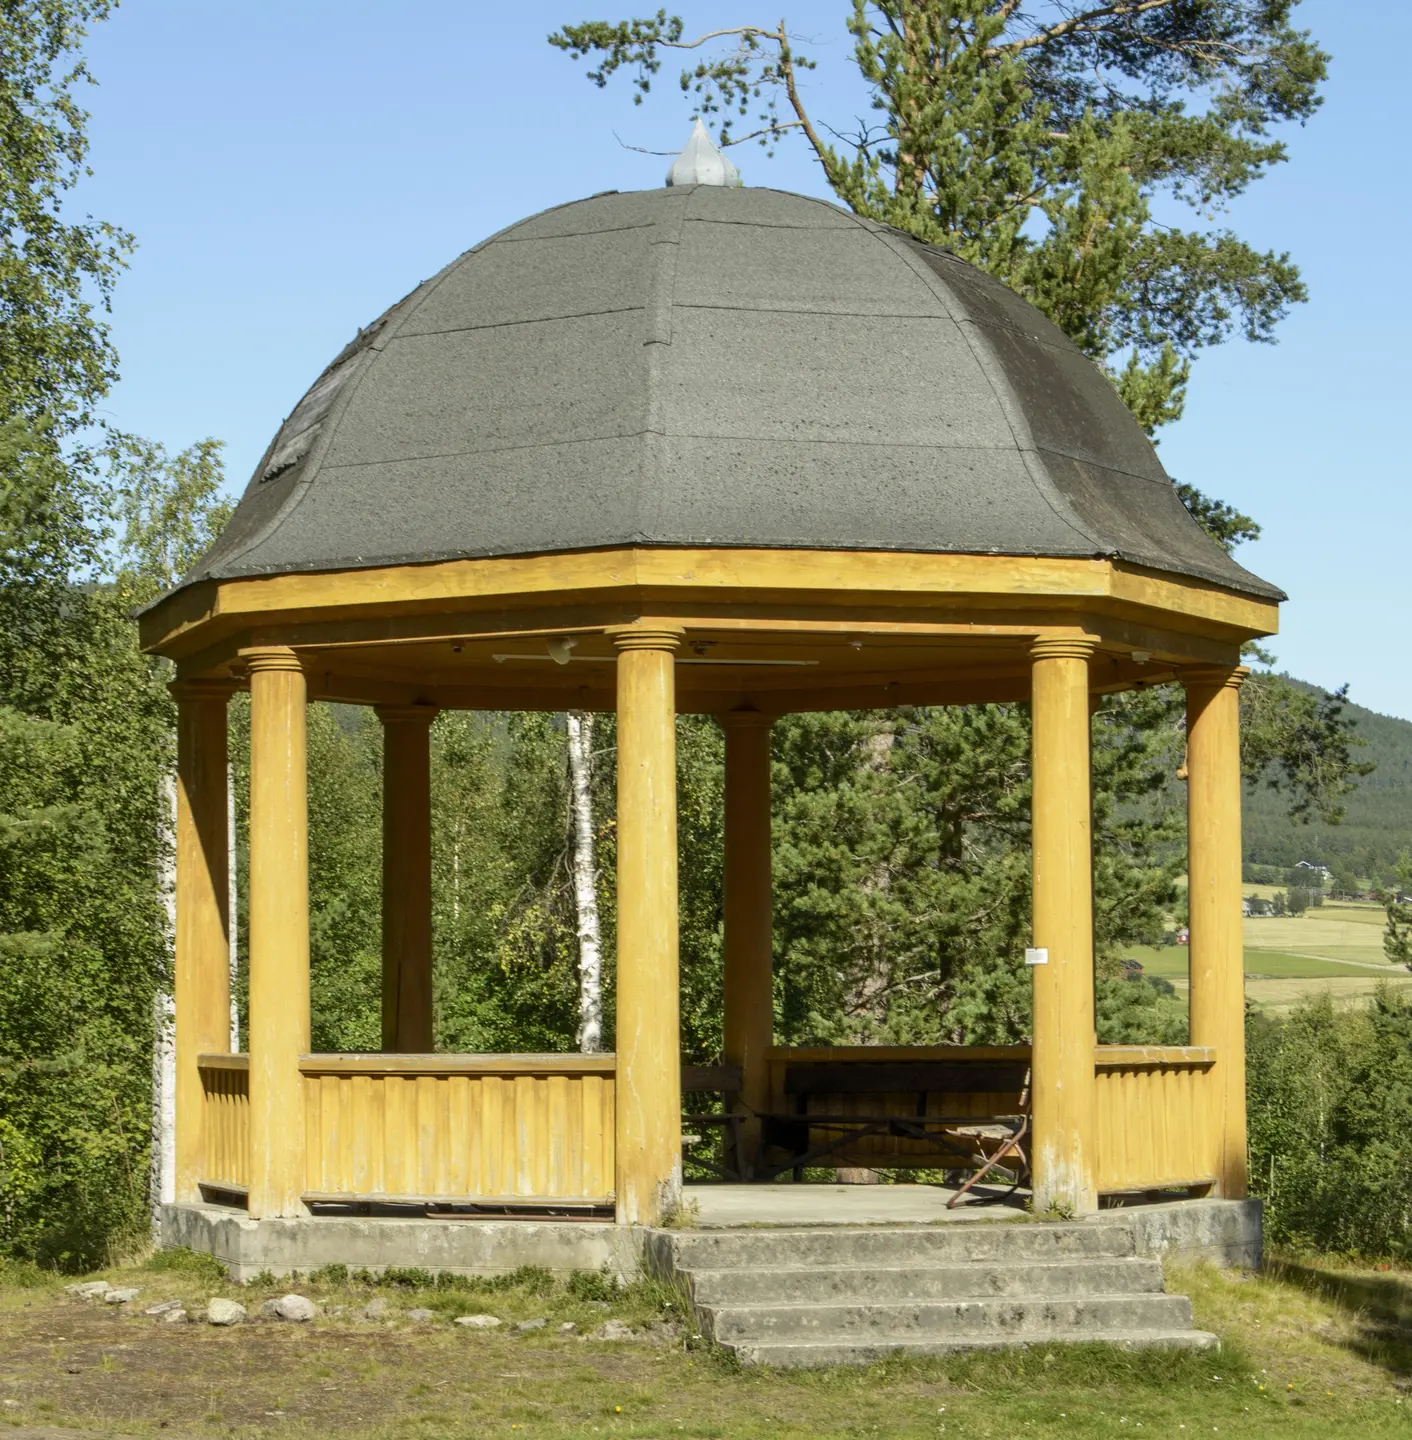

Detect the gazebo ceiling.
[{"left": 168, "top": 183, "right": 1280, "bottom": 605}]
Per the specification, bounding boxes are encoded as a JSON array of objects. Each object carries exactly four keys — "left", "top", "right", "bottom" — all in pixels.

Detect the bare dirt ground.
[{"left": 1, "top": 1251, "right": 1410, "bottom": 1439}]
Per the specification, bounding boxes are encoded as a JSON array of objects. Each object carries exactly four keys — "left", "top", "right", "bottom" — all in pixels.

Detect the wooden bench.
[
  {"left": 759, "top": 1059, "right": 1031, "bottom": 1205},
  {"left": 681, "top": 1064, "right": 746, "bottom": 1181}
]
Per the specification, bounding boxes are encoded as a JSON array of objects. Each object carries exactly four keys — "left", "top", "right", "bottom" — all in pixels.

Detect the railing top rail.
[
  {"left": 196, "top": 1052, "right": 620, "bottom": 1077},
  {"left": 765, "top": 1045, "right": 1032, "bottom": 1064},
  {"left": 1094, "top": 1045, "right": 1215, "bottom": 1069},
  {"left": 298, "top": 1052, "right": 617, "bottom": 1077}
]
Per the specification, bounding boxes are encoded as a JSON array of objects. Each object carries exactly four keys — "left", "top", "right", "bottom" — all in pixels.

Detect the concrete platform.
[
  {"left": 687, "top": 1182, "right": 1024, "bottom": 1227},
  {"left": 160, "top": 1203, "right": 639, "bottom": 1284},
  {"left": 160, "top": 1192, "right": 1260, "bottom": 1283}
]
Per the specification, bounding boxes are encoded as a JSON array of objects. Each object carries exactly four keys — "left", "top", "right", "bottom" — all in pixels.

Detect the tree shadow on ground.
[{"left": 1267, "top": 1257, "right": 1412, "bottom": 1386}]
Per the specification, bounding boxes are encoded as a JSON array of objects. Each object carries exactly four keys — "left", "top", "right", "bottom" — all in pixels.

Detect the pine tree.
[{"left": 550, "top": 1, "right": 1325, "bottom": 435}]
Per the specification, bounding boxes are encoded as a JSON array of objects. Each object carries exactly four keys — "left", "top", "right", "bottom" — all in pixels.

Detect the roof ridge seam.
[
  {"left": 187, "top": 211, "right": 565, "bottom": 585},
  {"left": 854, "top": 228, "right": 1107, "bottom": 556},
  {"left": 637, "top": 188, "right": 693, "bottom": 541},
  {"left": 389, "top": 303, "right": 648, "bottom": 341}
]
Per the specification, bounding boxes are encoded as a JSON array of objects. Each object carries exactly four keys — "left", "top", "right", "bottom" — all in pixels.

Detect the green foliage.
[
  {"left": 1383, "top": 852, "right": 1412, "bottom": 971},
  {"left": 551, "top": 1, "right": 1326, "bottom": 432},
  {"left": 1241, "top": 676, "right": 1374, "bottom": 827},
  {"left": 141, "top": 1246, "right": 227, "bottom": 1285},
  {"left": 0, "top": 0, "right": 131, "bottom": 434},
  {"left": 1248, "top": 990, "right": 1412, "bottom": 1259},
  {"left": 1243, "top": 690, "right": 1412, "bottom": 875},
  {"left": 566, "top": 1266, "right": 621, "bottom": 1302},
  {"left": 0, "top": 2, "right": 237, "bottom": 1272}
]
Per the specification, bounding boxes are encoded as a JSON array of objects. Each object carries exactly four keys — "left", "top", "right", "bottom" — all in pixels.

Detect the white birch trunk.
[
  {"left": 227, "top": 762, "right": 239, "bottom": 1051},
  {"left": 150, "top": 767, "right": 178, "bottom": 1238},
  {"left": 567, "top": 711, "right": 604, "bottom": 1053}
]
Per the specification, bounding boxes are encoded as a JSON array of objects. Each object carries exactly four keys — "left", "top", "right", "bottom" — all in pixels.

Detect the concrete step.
[
  {"left": 655, "top": 1221, "right": 1135, "bottom": 1273},
  {"left": 683, "top": 1257, "right": 1164, "bottom": 1306},
  {"left": 727, "top": 1328, "right": 1220, "bottom": 1369},
  {"left": 701, "top": 1291, "right": 1196, "bottom": 1344}
]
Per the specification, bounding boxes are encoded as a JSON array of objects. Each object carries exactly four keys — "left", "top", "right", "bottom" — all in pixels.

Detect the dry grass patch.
[{"left": 0, "top": 1251, "right": 1408, "bottom": 1438}]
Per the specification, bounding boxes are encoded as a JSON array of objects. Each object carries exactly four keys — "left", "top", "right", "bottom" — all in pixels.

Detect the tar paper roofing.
[{"left": 175, "top": 184, "right": 1283, "bottom": 603}]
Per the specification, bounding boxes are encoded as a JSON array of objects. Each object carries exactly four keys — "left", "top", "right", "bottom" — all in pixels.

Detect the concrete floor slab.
[{"left": 685, "top": 1183, "right": 1025, "bottom": 1227}]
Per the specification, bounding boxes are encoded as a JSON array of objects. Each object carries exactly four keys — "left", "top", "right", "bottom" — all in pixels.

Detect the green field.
[{"left": 1122, "top": 945, "right": 1404, "bottom": 982}]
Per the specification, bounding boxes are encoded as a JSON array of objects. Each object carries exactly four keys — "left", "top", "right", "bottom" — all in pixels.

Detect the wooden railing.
[
  {"left": 299, "top": 1054, "right": 615, "bottom": 1206},
  {"left": 196, "top": 1042, "right": 1218, "bottom": 1205},
  {"left": 197, "top": 1053, "right": 251, "bottom": 1193},
  {"left": 196, "top": 1053, "right": 616, "bottom": 1207},
  {"left": 764, "top": 1043, "right": 1219, "bottom": 1192},
  {"left": 1092, "top": 1045, "right": 1217, "bottom": 1193}
]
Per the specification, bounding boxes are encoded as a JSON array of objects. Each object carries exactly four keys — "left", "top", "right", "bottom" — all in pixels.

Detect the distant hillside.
[{"left": 1244, "top": 678, "right": 1412, "bottom": 880}]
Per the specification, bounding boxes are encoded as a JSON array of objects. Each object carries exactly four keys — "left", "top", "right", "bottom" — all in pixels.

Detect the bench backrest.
[{"left": 782, "top": 1061, "right": 1028, "bottom": 1098}]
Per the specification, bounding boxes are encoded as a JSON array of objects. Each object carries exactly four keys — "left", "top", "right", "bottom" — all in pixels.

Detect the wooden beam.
[
  {"left": 611, "top": 625, "right": 684, "bottom": 1224},
  {"left": 172, "top": 680, "right": 234, "bottom": 1203},
  {"left": 140, "top": 547, "right": 1280, "bottom": 659},
  {"left": 722, "top": 709, "right": 774, "bottom": 1176},
  {"left": 1184, "top": 665, "right": 1250, "bottom": 1198},
  {"left": 378, "top": 704, "right": 438, "bottom": 1053},
  {"left": 245, "top": 647, "right": 310, "bottom": 1219},
  {"left": 1029, "top": 637, "right": 1099, "bottom": 1216}
]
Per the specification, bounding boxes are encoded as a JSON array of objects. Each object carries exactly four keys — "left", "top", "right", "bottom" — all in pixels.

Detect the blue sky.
[{"left": 78, "top": 1, "right": 1410, "bottom": 720}]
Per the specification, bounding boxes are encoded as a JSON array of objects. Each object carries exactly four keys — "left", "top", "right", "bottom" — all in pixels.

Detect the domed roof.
[{"left": 185, "top": 184, "right": 1280, "bottom": 601}]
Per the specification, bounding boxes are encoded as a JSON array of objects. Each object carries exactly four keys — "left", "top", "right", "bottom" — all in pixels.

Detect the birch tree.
[
  {"left": 149, "top": 771, "right": 177, "bottom": 1232},
  {"left": 566, "top": 712, "right": 604, "bottom": 1052}
]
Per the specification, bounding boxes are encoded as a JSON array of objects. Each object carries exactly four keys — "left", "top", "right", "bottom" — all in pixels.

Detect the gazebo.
[{"left": 141, "top": 147, "right": 1281, "bottom": 1242}]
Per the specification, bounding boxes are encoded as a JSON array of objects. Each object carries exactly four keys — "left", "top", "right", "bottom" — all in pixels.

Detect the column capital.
[
  {"left": 1182, "top": 664, "right": 1249, "bottom": 694},
  {"left": 375, "top": 703, "right": 440, "bottom": 726},
  {"left": 169, "top": 677, "right": 238, "bottom": 703},
  {"left": 606, "top": 623, "right": 685, "bottom": 654},
  {"left": 1030, "top": 635, "right": 1099, "bottom": 663},
  {"left": 721, "top": 706, "right": 772, "bottom": 730},
  {"left": 241, "top": 646, "right": 305, "bottom": 676}
]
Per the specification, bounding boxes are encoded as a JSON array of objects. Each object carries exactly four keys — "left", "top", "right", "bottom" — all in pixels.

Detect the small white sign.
[{"left": 1025, "top": 947, "right": 1049, "bottom": 966}]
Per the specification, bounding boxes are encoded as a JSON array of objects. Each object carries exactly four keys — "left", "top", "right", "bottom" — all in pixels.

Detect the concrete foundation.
[
  {"left": 161, "top": 1193, "right": 1260, "bottom": 1284},
  {"left": 1111, "top": 1197, "right": 1263, "bottom": 1269},
  {"left": 160, "top": 1203, "right": 641, "bottom": 1284}
]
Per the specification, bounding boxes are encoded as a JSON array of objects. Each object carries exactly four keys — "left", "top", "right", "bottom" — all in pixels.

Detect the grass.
[
  {"left": 0, "top": 1249, "right": 1409, "bottom": 1437},
  {"left": 1117, "top": 944, "right": 1390, "bottom": 981}
]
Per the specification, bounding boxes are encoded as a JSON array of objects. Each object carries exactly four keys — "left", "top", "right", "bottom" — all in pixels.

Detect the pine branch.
[{"left": 993, "top": 0, "right": 1183, "bottom": 58}]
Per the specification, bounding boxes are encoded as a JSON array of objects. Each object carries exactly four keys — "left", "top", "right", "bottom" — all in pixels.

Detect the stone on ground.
[
  {"left": 206, "top": 1298, "right": 246, "bottom": 1326},
  {"left": 454, "top": 1314, "right": 501, "bottom": 1329},
  {"left": 591, "top": 1319, "right": 638, "bottom": 1341},
  {"left": 104, "top": 1287, "right": 141, "bottom": 1304},
  {"left": 67, "top": 1282, "right": 111, "bottom": 1300},
  {"left": 362, "top": 1298, "right": 390, "bottom": 1321},
  {"left": 161, "top": 1308, "right": 189, "bottom": 1324},
  {"left": 405, "top": 1307, "right": 435, "bottom": 1322},
  {"left": 273, "top": 1294, "right": 317, "bottom": 1322},
  {"left": 143, "top": 1300, "right": 183, "bottom": 1316},
  {"left": 512, "top": 1318, "right": 547, "bottom": 1333}
]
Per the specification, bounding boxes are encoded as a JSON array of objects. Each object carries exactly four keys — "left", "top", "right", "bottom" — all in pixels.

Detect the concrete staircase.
[{"left": 646, "top": 1220, "right": 1217, "bottom": 1368}]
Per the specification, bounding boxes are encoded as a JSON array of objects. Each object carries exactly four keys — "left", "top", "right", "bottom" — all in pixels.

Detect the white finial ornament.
[{"left": 666, "top": 119, "right": 739, "bottom": 187}]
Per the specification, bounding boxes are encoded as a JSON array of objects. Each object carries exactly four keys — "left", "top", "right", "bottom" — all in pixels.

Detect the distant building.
[{"left": 1295, "top": 860, "right": 1333, "bottom": 883}]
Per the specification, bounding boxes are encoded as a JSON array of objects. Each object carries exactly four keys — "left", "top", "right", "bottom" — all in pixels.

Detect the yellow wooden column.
[
  {"left": 721, "top": 708, "right": 774, "bottom": 1177},
  {"left": 610, "top": 624, "right": 683, "bottom": 1224},
  {"left": 1185, "top": 664, "right": 1249, "bottom": 1197},
  {"left": 172, "top": 679, "right": 234, "bottom": 1203},
  {"left": 1029, "top": 636, "right": 1099, "bottom": 1215},
  {"left": 377, "top": 704, "right": 438, "bottom": 1053},
  {"left": 245, "top": 647, "right": 310, "bottom": 1219}
]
